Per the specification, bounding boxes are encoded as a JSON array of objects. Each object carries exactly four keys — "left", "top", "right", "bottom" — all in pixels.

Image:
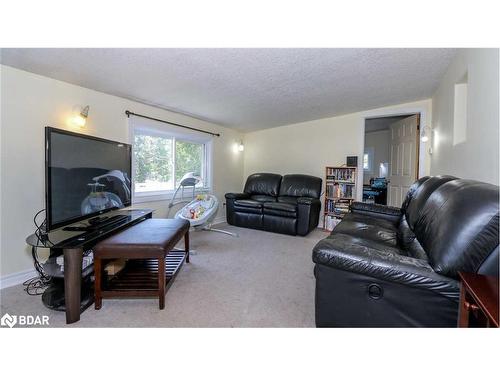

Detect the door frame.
[{"left": 359, "top": 104, "right": 430, "bottom": 201}]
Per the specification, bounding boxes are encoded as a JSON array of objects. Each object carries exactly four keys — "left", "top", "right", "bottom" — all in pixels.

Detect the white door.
[{"left": 388, "top": 114, "right": 419, "bottom": 207}]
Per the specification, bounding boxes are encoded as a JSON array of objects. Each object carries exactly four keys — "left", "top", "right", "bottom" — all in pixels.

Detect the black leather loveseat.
[
  {"left": 225, "top": 173, "right": 322, "bottom": 236},
  {"left": 313, "top": 176, "right": 499, "bottom": 327}
]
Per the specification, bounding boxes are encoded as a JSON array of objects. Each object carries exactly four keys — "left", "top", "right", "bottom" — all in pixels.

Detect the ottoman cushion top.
[{"left": 94, "top": 218, "right": 190, "bottom": 258}]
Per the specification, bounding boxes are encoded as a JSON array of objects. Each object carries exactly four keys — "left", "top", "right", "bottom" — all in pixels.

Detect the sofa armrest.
[
  {"left": 296, "top": 197, "right": 321, "bottom": 236},
  {"left": 225, "top": 192, "right": 249, "bottom": 200},
  {"left": 312, "top": 233, "right": 459, "bottom": 299},
  {"left": 350, "top": 201, "right": 401, "bottom": 223},
  {"left": 225, "top": 192, "right": 249, "bottom": 225},
  {"left": 297, "top": 197, "right": 321, "bottom": 206}
]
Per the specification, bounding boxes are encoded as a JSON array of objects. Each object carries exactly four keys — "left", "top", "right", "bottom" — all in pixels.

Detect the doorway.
[{"left": 362, "top": 114, "right": 420, "bottom": 206}]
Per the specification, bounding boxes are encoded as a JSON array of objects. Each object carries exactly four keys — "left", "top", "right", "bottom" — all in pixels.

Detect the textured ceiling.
[{"left": 0, "top": 48, "right": 457, "bottom": 132}]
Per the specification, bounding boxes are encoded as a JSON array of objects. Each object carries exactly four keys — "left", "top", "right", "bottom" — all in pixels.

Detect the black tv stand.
[
  {"left": 88, "top": 215, "right": 109, "bottom": 225},
  {"left": 63, "top": 214, "right": 128, "bottom": 232},
  {"left": 26, "top": 209, "right": 154, "bottom": 324}
]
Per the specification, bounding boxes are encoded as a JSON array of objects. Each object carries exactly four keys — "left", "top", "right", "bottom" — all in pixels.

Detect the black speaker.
[{"left": 346, "top": 156, "right": 358, "bottom": 167}]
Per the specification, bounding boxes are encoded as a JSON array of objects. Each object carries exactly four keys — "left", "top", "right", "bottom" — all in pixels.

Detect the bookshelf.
[{"left": 323, "top": 166, "right": 357, "bottom": 230}]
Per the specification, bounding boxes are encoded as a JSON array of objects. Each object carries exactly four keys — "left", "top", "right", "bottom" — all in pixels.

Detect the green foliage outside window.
[
  {"left": 134, "top": 134, "right": 173, "bottom": 183},
  {"left": 175, "top": 140, "right": 203, "bottom": 186},
  {"left": 134, "top": 134, "right": 204, "bottom": 189}
]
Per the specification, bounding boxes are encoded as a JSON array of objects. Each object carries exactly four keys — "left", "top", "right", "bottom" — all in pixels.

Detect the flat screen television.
[{"left": 45, "top": 127, "right": 132, "bottom": 231}]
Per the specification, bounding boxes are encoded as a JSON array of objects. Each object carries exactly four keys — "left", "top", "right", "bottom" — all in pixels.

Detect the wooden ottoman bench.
[{"left": 93, "top": 218, "right": 190, "bottom": 310}]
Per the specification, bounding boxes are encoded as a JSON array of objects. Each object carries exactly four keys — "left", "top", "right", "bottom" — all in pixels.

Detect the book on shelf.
[
  {"left": 323, "top": 165, "right": 357, "bottom": 229},
  {"left": 325, "top": 167, "right": 356, "bottom": 182},
  {"left": 324, "top": 215, "right": 341, "bottom": 231},
  {"left": 325, "top": 200, "right": 350, "bottom": 214},
  {"left": 326, "top": 183, "right": 354, "bottom": 199}
]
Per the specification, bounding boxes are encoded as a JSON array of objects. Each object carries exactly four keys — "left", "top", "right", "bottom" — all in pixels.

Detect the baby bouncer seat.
[{"left": 167, "top": 172, "right": 236, "bottom": 237}]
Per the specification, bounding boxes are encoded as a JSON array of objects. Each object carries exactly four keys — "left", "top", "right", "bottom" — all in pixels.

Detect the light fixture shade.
[
  {"left": 421, "top": 125, "right": 431, "bottom": 143},
  {"left": 72, "top": 115, "right": 87, "bottom": 127},
  {"left": 71, "top": 105, "right": 90, "bottom": 128},
  {"left": 238, "top": 141, "right": 244, "bottom": 152}
]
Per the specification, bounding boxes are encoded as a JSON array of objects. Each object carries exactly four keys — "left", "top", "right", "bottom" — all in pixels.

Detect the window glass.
[
  {"left": 175, "top": 140, "right": 204, "bottom": 187},
  {"left": 132, "top": 125, "right": 211, "bottom": 198},
  {"left": 133, "top": 134, "right": 174, "bottom": 193}
]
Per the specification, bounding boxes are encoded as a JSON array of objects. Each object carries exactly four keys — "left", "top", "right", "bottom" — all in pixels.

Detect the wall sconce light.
[
  {"left": 71, "top": 105, "right": 90, "bottom": 127},
  {"left": 233, "top": 140, "right": 244, "bottom": 153},
  {"left": 420, "top": 125, "right": 431, "bottom": 143}
]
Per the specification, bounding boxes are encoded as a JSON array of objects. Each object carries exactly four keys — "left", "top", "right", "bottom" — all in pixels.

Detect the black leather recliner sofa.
[
  {"left": 225, "top": 173, "right": 322, "bottom": 236},
  {"left": 313, "top": 176, "right": 499, "bottom": 327}
]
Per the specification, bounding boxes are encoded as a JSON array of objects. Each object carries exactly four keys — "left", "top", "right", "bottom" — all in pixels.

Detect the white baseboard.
[{"left": 1, "top": 269, "right": 37, "bottom": 289}]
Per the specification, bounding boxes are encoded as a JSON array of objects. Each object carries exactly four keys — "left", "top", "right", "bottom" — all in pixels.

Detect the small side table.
[{"left": 458, "top": 272, "right": 499, "bottom": 328}]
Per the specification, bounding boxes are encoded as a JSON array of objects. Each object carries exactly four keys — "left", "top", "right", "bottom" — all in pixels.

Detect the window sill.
[{"left": 133, "top": 188, "right": 211, "bottom": 203}]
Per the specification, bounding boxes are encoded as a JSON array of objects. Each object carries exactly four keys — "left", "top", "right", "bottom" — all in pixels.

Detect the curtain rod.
[{"left": 125, "top": 110, "right": 220, "bottom": 137}]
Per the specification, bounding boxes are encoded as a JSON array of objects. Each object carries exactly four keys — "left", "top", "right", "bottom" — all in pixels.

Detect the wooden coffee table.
[{"left": 94, "top": 218, "right": 190, "bottom": 310}]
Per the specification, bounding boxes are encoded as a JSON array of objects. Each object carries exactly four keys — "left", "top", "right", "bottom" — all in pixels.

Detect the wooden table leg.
[
  {"left": 458, "top": 283, "right": 469, "bottom": 327},
  {"left": 184, "top": 231, "right": 190, "bottom": 263},
  {"left": 94, "top": 257, "right": 102, "bottom": 310},
  {"left": 158, "top": 256, "right": 166, "bottom": 310},
  {"left": 63, "top": 248, "right": 83, "bottom": 324}
]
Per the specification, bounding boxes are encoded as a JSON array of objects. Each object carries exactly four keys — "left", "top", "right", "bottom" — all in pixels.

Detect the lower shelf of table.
[{"left": 104, "top": 250, "right": 186, "bottom": 293}]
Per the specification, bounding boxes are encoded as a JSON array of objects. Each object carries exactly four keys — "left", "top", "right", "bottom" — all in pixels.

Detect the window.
[
  {"left": 363, "top": 153, "right": 369, "bottom": 170},
  {"left": 453, "top": 72, "right": 468, "bottom": 146},
  {"left": 134, "top": 133, "right": 174, "bottom": 193},
  {"left": 363, "top": 147, "right": 374, "bottom": 172},
  {"left": 132, "top": 122, "right": 211, "bottom": 201},
  {"left": 175, "top": 140, "right": 204, "bottom": 187}
]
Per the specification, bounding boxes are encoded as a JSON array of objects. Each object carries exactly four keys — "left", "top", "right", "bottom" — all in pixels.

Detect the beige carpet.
[{"left": 0, "top": 224, "right": 328, "bottom": 327}]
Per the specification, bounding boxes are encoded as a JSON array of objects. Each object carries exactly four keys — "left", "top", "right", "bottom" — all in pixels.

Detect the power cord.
[{"left": 23, "top": 209, "right": 53, "bottom": 295}]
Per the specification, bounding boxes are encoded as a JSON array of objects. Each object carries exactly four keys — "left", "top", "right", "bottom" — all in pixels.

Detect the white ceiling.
[{"left": 0, "top": 48, "right": 457, "bottom": 132}]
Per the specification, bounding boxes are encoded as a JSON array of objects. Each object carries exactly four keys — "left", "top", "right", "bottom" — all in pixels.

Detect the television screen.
[{"left": 45, "top": 127, "right": 132, "bottom": 231}]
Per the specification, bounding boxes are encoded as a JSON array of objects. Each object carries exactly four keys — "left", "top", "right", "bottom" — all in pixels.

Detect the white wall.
[
  {"left": 0, "top": 65, "right": 244, "bottom": 278},
  {"left": 363, "top": 130, "right": 390, "bottom": 184},
  {"left": 243, "top": 99, "right": 432, "bottom": 218},
  {"left": 431, "top": 48, "right": 499, "bottom": 184}
]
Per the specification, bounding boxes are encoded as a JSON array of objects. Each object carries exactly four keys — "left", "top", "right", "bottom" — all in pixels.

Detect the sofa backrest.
[
  {"left": 244, "top": 173, "right": 282, "bottom": 197},
  {"left": 414, "top": 179, "right": 499, "bottom": 278},
  {"left": 279, "top": 174, "right": 322, "bottom": 199},
  {"left": 400, "top": 176, "right": 430, "bottom": 213},
  {"left": 405, "top": 175, "right": 457, "bottom": 230}
]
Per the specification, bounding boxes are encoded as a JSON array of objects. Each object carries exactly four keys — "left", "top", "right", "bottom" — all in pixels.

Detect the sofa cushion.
[
  {"left": 263, "top": 202, "right": 297, "bottom": 218},
  {"left": 279, "top": 174, "right": 322, "bottom": 198},
  {"left": 414, "top": 179, "right": 499, "bottom": 278},
  {"left": 234, "top": 199, "right": 263, "bottom": 214},
  {"left": 244, "top": 173, "right": 282, "bottom": 197},
  {"left": 277, "top": 196, "right": 298, "bottom": 205},
  {"left": 405, "top": 175, "right": 457, "bottom": 230},
  {"left": 344, "top": 212, "right": 398, "bottom": 231},
  {"left": 250, "top": 194, "right": 277, "bottom": 203},
  {"left": 334, "top": 214, "right": 398, "bottom": 248},
  {"left": 234, "top": 199, "right": 262, "bottom": 208}
]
